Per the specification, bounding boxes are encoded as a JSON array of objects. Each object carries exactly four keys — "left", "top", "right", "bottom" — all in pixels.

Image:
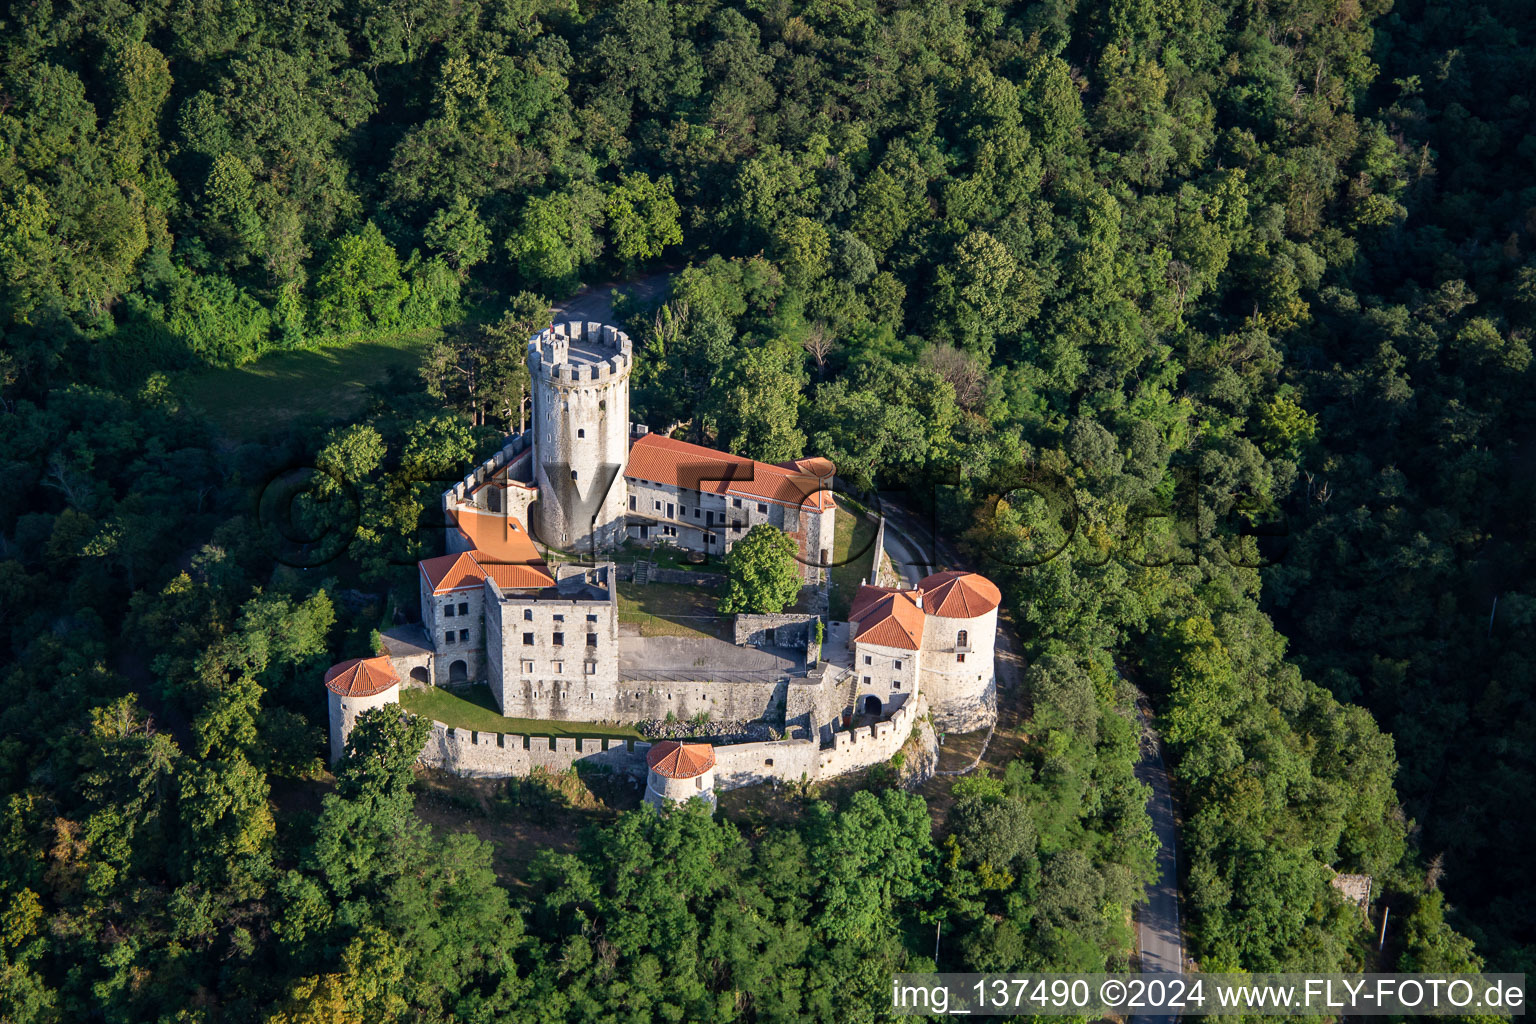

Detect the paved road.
[
  {"left": 1132, "top": 702, "right": 1184, "bottom": 1023},
  {"left": 878, "top": 518, "right": 933, "bottom": 586},
  {"left": 551, "top": 271, "right": 674, "bottom": 326}
]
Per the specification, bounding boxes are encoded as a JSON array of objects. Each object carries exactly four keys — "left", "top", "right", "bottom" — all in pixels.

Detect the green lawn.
[
  {"left": 616, "top": 581, "right": 725, "bottom": 638},
  {"left": 829, "top": 505, "right": 880, "bottom": 620},
  {"left": 179, "top": 330, "right": 439, "bottom": 440},
  {"left": 400, "top": 684, "right": 642, "bottom": 740}
]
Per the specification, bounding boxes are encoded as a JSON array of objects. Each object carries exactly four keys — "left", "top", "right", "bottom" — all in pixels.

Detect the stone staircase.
[{"left": 632, "top": 558, "right": 654, "bottom": 586}]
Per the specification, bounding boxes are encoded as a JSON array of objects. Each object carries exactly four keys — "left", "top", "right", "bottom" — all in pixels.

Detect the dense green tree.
[{"left": 718, "top": 524, "right": 802, "bottom": 615}]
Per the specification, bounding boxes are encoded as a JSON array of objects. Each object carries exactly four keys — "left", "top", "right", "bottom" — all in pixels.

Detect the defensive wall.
[{"left": 415, "top": 694, "right": 929, "bottom": 789}]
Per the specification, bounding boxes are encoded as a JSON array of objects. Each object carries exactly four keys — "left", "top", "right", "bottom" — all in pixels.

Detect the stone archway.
[
  {"left": 410, "top": 666, "right": 430, "bottom": 685},
  {"left": 863, "top": 695, "right": 881, "bottom": 716},
  {"left": 448, "top": 659, "right": 468, "bottom": 684}
]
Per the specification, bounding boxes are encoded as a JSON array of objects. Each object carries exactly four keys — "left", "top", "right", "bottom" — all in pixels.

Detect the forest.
[{"left": 0, "top": 0, "right": 1531, "bottom": 1020}]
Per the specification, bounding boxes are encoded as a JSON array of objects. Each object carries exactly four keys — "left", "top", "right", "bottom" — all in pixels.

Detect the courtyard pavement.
[{"left": 617, "top": 634, "right": 801, "bottom": 681}]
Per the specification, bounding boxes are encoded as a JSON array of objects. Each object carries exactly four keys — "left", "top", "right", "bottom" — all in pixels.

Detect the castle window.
[
  {"left": 863, "top": 676, "right": 871, "bottom": 685},
  {"left": 577, "top": 429, "right": 585, "bottom": 438},
  {"left": 895, "top": 660, "right": 902, "bottom": 670},
  {"left": 524, "top": 609, "right": 533, "bottom": 621},
  {"left": 458, "top": 602, "right": 468, "bottom": 616},
  {"left": 522, "top": 632, "right": 534, "bottom": 645},
  {"left": 458, "top": 629, "right": 469, "bottom": 642},
  {"left": 586, "top": 614, "right": 598, "bottom": 623},
  {"left": 757, "top": 502, "right": 767, "bottom": 513},
  {"left": 696, "top": 777, "right": 704, "bottom": 790},
  {"left": 894, "top": 680, "right": 902, "bottom": 689},
  {"left": 765, "top": 758, "right": 774, "bottom": 767},
  {"left": 522, "top": 661, "right": 534, "bottom": 674},
  {"left": 586, "top": 664, "right": 596, "bottom": 676},
  {"left": 957, "top": 629, "right": 968, "bottom": 647},
  {"left": 654, "top": 499, "right": 662, "bottom": 510},
  {"left": 732, "top": 497, "right": 742, "bottom": 508},
  {"left": 957, "top": 653, "right": 966, "bottom": 663},
  {"left": 444, "top": 604, "right": 456, "bottom": 618},
  {"left": 553, "top": 662, "right": 563, "bottom": 674},
  {"left": 863, "top": 655, "right": 871, "bottom": 665},
  {"left": 553, "top": 614, "right": 564, "bottom": 622},
  {"left": 571, "top": 470, "right": 578, "bottom": 480},
  {"left": 694, "top": 508, "right": 701, "bottom": 518},
  {"left": 587, "top": 633, "right": 598, "bottom": 648},
  {"left": 552, "top": 632, "right": 564, "bottom": 646},
  {"left": 629, "top": 495, "right": 636, "bottom": 510}
]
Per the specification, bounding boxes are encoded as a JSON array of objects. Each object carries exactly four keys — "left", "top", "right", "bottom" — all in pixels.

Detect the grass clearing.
[
  {"left": 400, "top": 684, "right": 641, "bottom": 740},
  {"left": 616, "top": 581, "right": 726, "bottom": 638},
  {"left": 178, "top": 330, "right": 439, "bottom": 440},
  {"left": 829, "top": 505, "right": 880, "bottom": 620}
]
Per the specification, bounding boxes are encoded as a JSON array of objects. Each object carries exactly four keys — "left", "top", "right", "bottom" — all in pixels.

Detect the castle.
[{"left": 325, "top": 319, "right": 1001, "bottom": 804}]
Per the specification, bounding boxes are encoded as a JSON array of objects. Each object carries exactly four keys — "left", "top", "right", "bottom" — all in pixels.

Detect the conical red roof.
[
  {"left": 324, "top": 656, "right": 398, "bottom": 697},
  {"left": 916, "top": 571, "right": 1001, "bottom": 617},
  {"left": 646, "top": 740, "right": 715, "bottom": 779}
]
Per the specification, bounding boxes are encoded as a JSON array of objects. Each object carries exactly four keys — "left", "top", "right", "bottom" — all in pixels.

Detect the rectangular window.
[
  {"left": 523, "top": 609, "right": 533, "bottom": 621},
  {"left": 654, "top": 499, "right": 662, "bottom": 510},
  {"left": 894, "top": 680, "right": 903, "bottom": 689},
  {"left": 629, "top": 495, "right": 637, "bottom": 510},
  {"left": 522, "top": 632, "right": 534, "bottom": 646},
  {"left": 587, "top": 633, "right": 598, "bottom": 648},
  {"left": 864, "top": 655, "right": 872, "bottom": 665},
  {"left": 458, "top": 629, "right": 469, "bottom": 642},
  {"left": 757, "top": 502, "right": 767, "bottom": 513},
  {"left": 552, "top": 632, "right": 564, "bottom": 646},
  {"left": 444, "top": 604, "right": 456, "bottom": 618},
  {"left": 553, "top": 662, "right": 563, "bottom": 674},
  {"left": 553, "top": 614, "right": 564, "bottom": 622},
  {"left": 586, "top": 664, "right": 596, "bottom": 676},
  {"left": 586, "top": 614, "right": 598, "bottom": 623},
  {"left": 895, "top": 660, "right": 903, "bottom": 670},
  {"left": 957, "top": 653, "right": 966, "bottom": 663},
  {"left": 863, "top": 675, "right": 871, "bottom": 685},
  {"left": 457, "top": 602, "right": 469, "bottom": 616},
  {"left": 732, "top": 497, "right": 742, "bottom": 508},
  {"left": 694, "top": 508, "right": 701, "bottom": 518},
  {"left": 522, "top": 660, "right": 534, "bottom": 674}
]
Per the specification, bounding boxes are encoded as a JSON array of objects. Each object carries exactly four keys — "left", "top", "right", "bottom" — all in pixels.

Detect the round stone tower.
[
  {"left": 527, "top": 321, "right": 633, "bottom": 554},
  {"left": 916, "top": 571, "right": 1001, "bottom": 732},
  {"left": 644, "top": 740, "right": 717, "bottom": 811},
  {"left": 324, "top": 656, "right": 401, "bottom": 764}
]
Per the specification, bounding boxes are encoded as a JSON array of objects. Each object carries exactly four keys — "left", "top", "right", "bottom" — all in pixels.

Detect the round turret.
[
  {"left": 644, "top": 740, "right": 717, "bottom": 811},
  {"left": 527, "top": 321, "right": 634, "bottom": 553},
  {"left": 916, "top": 571, "right": 1001, "bottom": 732},
  {"left": 325, "top": 656, "right": 401, "bottom": 763}
]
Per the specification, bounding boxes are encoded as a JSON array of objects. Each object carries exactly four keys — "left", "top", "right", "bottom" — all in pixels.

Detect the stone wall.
[
  {"left": 399, "top": 695, "right": 931, "bottom": 792},
  {"left": 733, "top": 612, "right": 816, "bottom": 648},
  {"left": 420, "top": 721, "right": 650, "bottom": 778}
]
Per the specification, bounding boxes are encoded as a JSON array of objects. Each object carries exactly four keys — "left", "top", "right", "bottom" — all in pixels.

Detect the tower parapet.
[{"left": 527, "top": 321, "right": 633, "bottom": 553}]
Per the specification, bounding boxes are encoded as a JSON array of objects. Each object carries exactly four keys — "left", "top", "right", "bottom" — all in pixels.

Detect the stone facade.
[
  {"left": 915, "top": 603, "right": 999, "bottom": 733},
  {"left": 528, "top": 322, "right": 633, "bottom": 553},
  {"left": 486, "top": 563, "right": 621, "bottom": 718}
]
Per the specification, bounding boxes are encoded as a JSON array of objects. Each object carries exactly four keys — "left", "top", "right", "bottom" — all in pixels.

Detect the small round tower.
[
  {"left": 325, "top": 656, "right": 401, "bottom": 764},
  {"left": 527, "top": 321, "right": 633, "bottom": 554},
  {"left": 644, "top": 740, "right": 717, "bottom": 811},
  {"left": 916, "top": 571, "right": 1001, "bottom": 732}
]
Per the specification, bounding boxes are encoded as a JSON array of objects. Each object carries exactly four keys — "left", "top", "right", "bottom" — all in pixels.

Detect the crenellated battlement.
[{"left": 527, "top": 321, "right": 633, "bottom": 385}]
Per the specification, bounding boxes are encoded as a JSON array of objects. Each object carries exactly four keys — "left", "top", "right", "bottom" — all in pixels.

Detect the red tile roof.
[
  {"left": 917, "top": 571, "right": 1002, "bottom": 618},
  {"left": 626, "top": 433, "right": 835, "bottom": 511},
  {"left": 419, "top": 551, "right": 488, "bottom": 593},
  {"left": 452, "top": 508, "right": 545, "bottom": 566},
  {"left": 324, "top": 656, "right": 398, "bottom": 697},
  {"left": 646, "top": 740, "right": 716, "bottom": 778},
  {"left": 848, "top": 585, "right": 926, "bottom": 650},
  {"left": 418, "top": 530, "right": 555, "bottom": 595}
]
